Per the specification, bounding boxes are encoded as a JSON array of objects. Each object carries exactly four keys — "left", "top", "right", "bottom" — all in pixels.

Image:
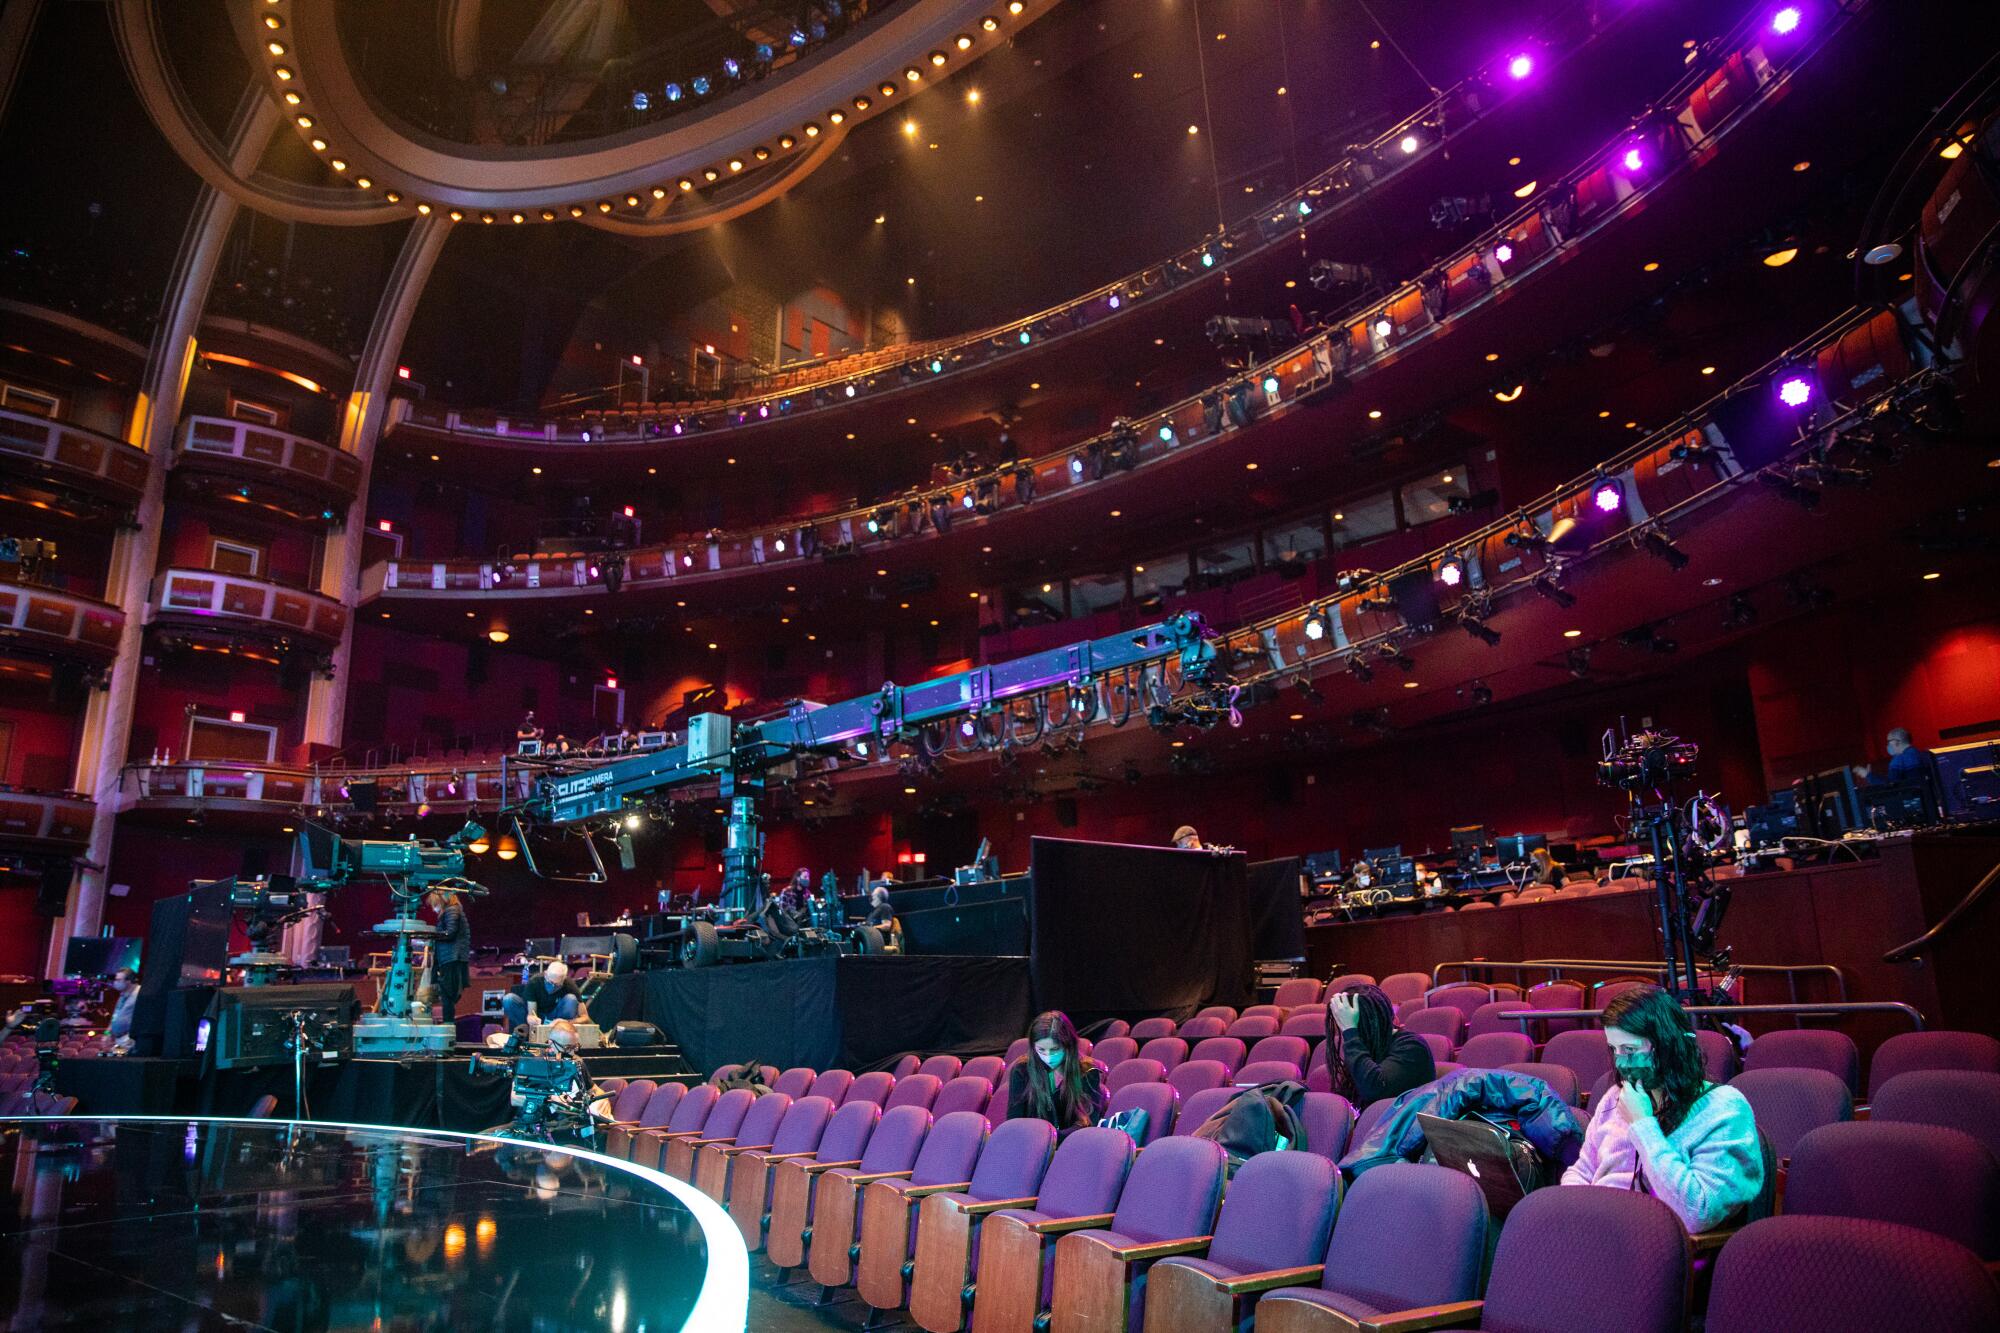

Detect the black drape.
[
  {"left": 1027, "top": 837, "right": 1253, "bottom": 1021},
  {"left": 1246, "top": 857, "right": 1310, "bottom": 961}
]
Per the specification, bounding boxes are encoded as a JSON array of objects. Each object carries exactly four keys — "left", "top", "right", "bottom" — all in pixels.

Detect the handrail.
[
  {"left": 375, "top": 2, "right": 1873, "bottom": 600},
  {"left": 1429, "top": 959, "right": 1849, "bottom": 1005},
  {"left": 1882, "top": 856, "right": 2000, "bottom": 963},
  {"left": 1509, "top": 1001, "right": 1925, "bottom": 1032}
]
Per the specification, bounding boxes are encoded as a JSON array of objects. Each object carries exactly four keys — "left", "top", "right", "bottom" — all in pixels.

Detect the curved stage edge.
[{"left": 0, "top": 1114, "right": 749, "bottom": 1332}]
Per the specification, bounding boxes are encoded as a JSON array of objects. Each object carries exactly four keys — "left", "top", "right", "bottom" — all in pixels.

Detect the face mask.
[
  {"left": 1614, "top": 1053, "right": 1659, "bottom": 1086},
  {"left": 1038, "top": 1047, "right": 1064, "bottom": 1070},
  {"left": 112, "top": 979, "right": 129, "bottom": 993}
]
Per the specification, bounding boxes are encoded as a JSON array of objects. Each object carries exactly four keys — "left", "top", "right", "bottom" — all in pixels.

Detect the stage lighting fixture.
[
  {"left": 1775, "top": 373, "right": 1813, "bottom": 408},
  {"left": 1357, "top": 593, "right": 1397, "bottom": 616},
  {"left": 774, "top": 536, "right": 788, "bottom": 552},
  {"left": 1373, "top": 317, "right": 1393, "bottom": 340},
  {"left": 692, "top": 76, "right": 711, "bottom": 95},
  {"left": 853, "top": 739, "right": 872, "bottom": 759},
  {"left": 1722, "top": 593, "right": 1758, "bottom": 630},
  {"left": 1494, "top": 243, "right": 1515, "bottom": 263},
  {"left": 1863, "top": 242, "right": 1904, "bottom": 266},
  {"left": 681, "top": 548, "right": 696, "bottom": 567},
  {"left": 467, "top": 830, "right": 491, "bottom": 855},
  {"left": 1262, "top": 375, "right": 1280, "bottom": 395},
  {"left": 959, "top": 717, "right": 977, "bottom": 738},
  {"left": 1565, "top": 647, "right": 1592, "bottom": 679},
  {"left": 1504, "top": 522, "right": 1549, "bottom": 550},
  {"left": 1770, "top": 5, "right": 1802, "bottom": 34},
  {"left": 724, "top": 57, "right": 741, "bottom": 77},
  {"left": 1759, "top": 470, "right": 1822, "bottom": 510},
  {"left": 1302, "top": 608, "right": 1330, "bottom": 641},
  {"left": 1460, "top": 615, "right": 1501, "bottom": 647},
  {"left": 1622, "top": 147, "right": 1644, "bottom": 172},
  {"left": 1532, "top": 574, "right": 1576, "bottom": 608},
  {"left": 1437, "top": 556, "right": 1465, "bottom": 587},
  {"left": 960, "top": 492, "right": 975, "bottom": 510},
  {"left": 1399, "top": 133, "right": 1422, "bottom": 155},
  {"left": 631, "top": 91, "right": 651, "bottom": 110},
  {"left": 1158, "top": 424, "right": 1177, "bottom": 443},
  {"left": 1470, "top": 681, "right": 1495, "bottom": 706},
  {"left": 1639, "top": 527, "right": 1690, "bottom": 571},
  {"left": 1309, "top": 259, "right": 1378, "bottom": 293},
  {"left": 1591, "top": 478, "right": 1625, "bottom": 513},
  {"left": 495, "top": 835, "right": 520, "bottom": 861},
  {"left": 1507, "top": 53, "right": 1534, "bottom": 79},
  {"left": 1347, "top": 654, "right": 1374, "bottom": 683}
]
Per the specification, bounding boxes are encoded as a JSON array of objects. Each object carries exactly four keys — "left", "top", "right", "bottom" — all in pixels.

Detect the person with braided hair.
[{"left": 1326, "top": 984, "right": 1436, "bottom": 1106}]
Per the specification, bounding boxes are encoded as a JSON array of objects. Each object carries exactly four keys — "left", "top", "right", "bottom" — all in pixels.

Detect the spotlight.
[
  {"left": 1770, "top": 6, "right": 1802, "bottom": 34},
  {"left": 1621, "top": 146, "right": 1644, "bottom": 172},
  {"left": 495, "top": 834, "right": 520, "bottom": 861},
  {"left": 1469, "top": 681, "right": 1495, "bottom": 707},
  {"left": 665, "top": 82, "right": 683, "bottom": 102},
  {"left": 1591, "top": 478, "right": 1625, "bottom": 513},
  {"left": 1302, "top": 608, "right": 1330, "bottom": 641},
  {"left": 1069, "top": 454, "right": 1086, "bottom": 477},
  {"left": 1399, "top": 133, "right": 1422, "bottom": 155},
  {"left": 1639, "top": 527, "right": 1690, "bottom": 571},
  {"left": 1775, "top": 374, "right": 1813, "bottom": 408},
  {"left": 959, "top": 717, "right": 977, "bottom": 738},
  {"left": 1494, "top": 243, "right": 1514, "bottom": 263},
  {"left": 1504, "top": 522, "right": 1549, "bottom": 551},
  {"left": 1506, "top": 53, "right": 1534, "bottom": 79},
  {"left": 1532, "top": 574, "right": 1576, "bottom": 608},
  {"left": 1347, "top": 655, "right": 1375, "bottom": 683},
  {"left": 1437, "top": 557, "right": 1465, "bottom": 587}
]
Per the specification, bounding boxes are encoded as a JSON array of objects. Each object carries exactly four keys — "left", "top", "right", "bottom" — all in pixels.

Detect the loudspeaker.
[
  {"left": 1056, "top": 797, "right": 1078, "bottom": 828},
  {"left": 35, "top": 861, "right": 70, "bottom": 916}
]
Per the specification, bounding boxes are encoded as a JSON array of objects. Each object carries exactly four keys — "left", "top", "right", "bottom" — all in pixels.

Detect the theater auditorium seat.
[
  {"left": 845, "top": 1070, "right": 898, "bottom": 1107},
  {"left": 1466, "top": 999, "right": 1535, "bottom": 1039},
  {"left": 1865, "top": 1029, "right": 2000, "bottom": 1099},
  {"left": 1543, "top": 1029, "right": 1615, "bottom": 1097},
  {"left": 961, "top": 1057, "right": 1006, "bottom": 1086},
  {"left": 886, "top": 1073, "right": 943, "bottom": 1112},
  {"left": 1147, "top": 1150, "right": 1342, "bottom": 1330},
  {"left": 1188, "top": 1037, "right": 1247, "bottom": 1075},
  {"left": 930, "top": 1126, "right": 1134, "bottom": 1333},
  {"left": 1271, "top": 978, "right": 1323, "bottom": 1009},
  {"left": 664, "top": 1087, "right": 756, "bottom": 1180},
  {"left": 1129, "top": 1018, "right": 1178, "bottom": 1042},
  {"left": 630, "top": 1082, "right": 719, "bottom": 1171},
  {"left": 605, "top": 1082, "right": 683, "bottom": 1160},
  {"left": 1403, "top": 1007, "right": 1467, "bottom": 1047},
  {"left": 773, "top": 1067, "right": 817, "bottom": 1098},
  {"left": 808, "top": 1069, "right": 856, "bottom": 1103},
  {"left": 1137, "top": 1037, "right": 1189, "bottom": 1072},
  {"left": 932, "top": 1076, "right": 994, "bottom": 1119},
  {"left": 1378, "top": 973, "right": 1429, "bottom": 1006},
  {"left": 1174, "top": 1087, "right": 1239, "bottom": 1136},
  {"left": 1453, "top": 1032, "right": 1534, "bottom": 1069},
  {"left": 1093, "top": 1037, "right": 1139, "bottom": 1069},
  {"left": 1327, "top": 975, "right": 1376, "bottom": 994},
  {"left": 1870, "top": 1069, "right": 2000, "bottom": 1160},
  {"left": 918, "top": 1055, "right": 964, "bottom": 1082},
  {"left": 1424, "top": 985, "right": 1493, "bottom": 1022},
  {"left": 1783, "top": 1121, "right": 2000, "bottom": 1258},
  {"left": 1106, "top": 1059, "right": 1165, "bottom": 1096},
  {"left": 896, "top": 1118, "right": 1058, "bottom": 1328},
  {"left": 725, "top": 1096, "right": 836, "bottom": 1246},
  {"left": 1167, "top": 1060, "right": 1229, "bottom": 1102},
  {"left": 1743, "top": 1029, "right": 1862, "bottom": 1093},
  {"left": 1705, "top": 1216, "right": 2000, "bottom": 1333},
  {"left": 691, "top": 1090, "right": 790, "bottom": 1194},
  {"left": 1252, "top": 1161, "right": 1487, "bottom": 1332},
  {"left": 802, "top": 1104, "right": 941, "bottom": 1288},
  {"left": 1177, "top": 1016, "right": 1227, "bottom": 1042},
  {"left": 1501, "top": 1062, "right": 1582, "bottom": 1107},
  {"left": 849, "top": 1112, "right": 993, "bottom": 1306},
  {"left": 1105, "top": 1082, "right": 1177, "bottom": 1147},
  {"left": 1047, "top": 1135, "right": 1228, "bottom": 1331},
  {"left": 1235, "top": 1059, "right": 1305, "bottom": 1086},
  {"left": 1247, "top": 1034, "right": 1311, "bottom": 1068},
  {"left": 764, "top": 1099, "right": 882, "bottom": 1269},
  {"left": 1413, "top": 1031, "right": 1455, "bottom": 1064},
  {"left": 1225, "top": 1015, "right": 1280, "bottom": 1041}
]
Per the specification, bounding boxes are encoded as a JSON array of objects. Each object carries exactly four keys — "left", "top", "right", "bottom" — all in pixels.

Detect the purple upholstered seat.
[
  {"left": 1152, "top": 1151, "right": 1339, "bottom": 1315},
  {"left": 1100, "top": 1019, "right": 1131, "bottom": 1040},
  {"left": 814, "top": 1099, "right": 883, "bottom": 1168},
  {"left": 1413, "top": 1031, "right": 1455, "bottom": 1064},
  {"left": 1107, "top": 1058, "right": 1166, "bottom": 1096},
  {"left": 1870, "top": 1069, "right": 2000, "bottom": 1160},
  {"left": 1395, "top": 998, "right": 1428, "bottom": 1024},
  {"left": 1423, "top": 984, "right": 1492, "bottom": 1022},
  {"left": 1378, "top": 973, "right": 1429, "bottom": 1006},
  {"left": 663, "top": 1082, "right": 720, "bottom": 1134},
  {"left": 768, "top": 1095, "right": 834, "bottom": 1157},
  {"left": 1129, "top": 1017, "right": 1178, "bottom": 1042},
  {"left": 1094, "top": 1036, "right": 1139, "bottom": 1069},
  {"left": 1696, "top": 1029, "right": 1740, "bottom": 1082},
  {"left": 1466, "top": 999, "right": 1535, "bottom": 1039},
  {"left": 1300, "top": 1091, "right": 1355, "bottom": 1159},
  {"left": 1188, "top": 1037, "right": 1246, "bottom": 1075},
  {"left": 1477, "top": 1184, "right": 1687, "bottom": 1333},
  {"left": 884, "top": 1073, "right": 941, "bottom": 1112},
  {"left": 1234, "top": 1060, "right": 1305, "bottom": 1086},
  {"left": 1326, "top": 974, "right": 1376, "bottom": 994},
  {"left": 917, "top": 1054, "right": 963, "bottom": 1082},
  {"left": 844, "top": 1070, "right": 897, "bottom": 1107},
  {"left": 633, "top": 1082, "right": 686, "bottom": 1129},
  {"left": 1255, "top": 1162, "right": 1486, "bottom": 1326},
  {"left": 1225, "top": 1015, "right": 1280, "bottom": 1041},
  {"left": 1006, "top": 1038, "right": 1031, "bottom": 1065},
  {"left": 1542, "top": 1029, "right": 1614, "bottom": 1095},
  {"left": 983, "top": 1126, "right": 1137, "bottom": 1305},
  {"left": 1054, "top": 1136, "right": 1227, "bottom": 1330},
  {"left": 957, "top": 1116, "right": 1056, "bottom": 1210},
  {"left": 773, "top": 1067, "right": 817, "bottom": 1098},
  {"left": 1866, "top": 1029, "right": 2000, "bottom": 1099},
  {"left": 860, "top": 1111, "right": 991, "bottom": 1279},
  {"left": 1402, "top": 1007, "right": 1467, "bottom": 1047},
  {"left": 1174, "top": 1086, "right": 1238, "bottom": 1135},
  {"left": 807, "top": 1069, "right": 855, "bottom": 1103},
  {"left": 932, "top": 1075, "right": 994, "bottom": 1118},
  {"left": 723, "top": 1091, "right": 792, "bottom": 1155},
  {"left": 828, "top": 1102, "right": 919, "bottom": 1181},
  {"left": 1589, "top": 978, "right": 1652, "bottom": 1011},
  {"left": 1247, "top": 1035, "right": 1311, "bottom": 1068},
  {"left": 1501, "top": 1062, "right": 1582, "bottom": 1106},
  {"left": 1784, "top": 1120, "right": 2000, "bottom": 1258},
  {"left": 1106, "top": 1082, "right": 1177, "bottom": 1146},
  {"left": 961, "top": 1056, "right": 1006, "bottom": 1085},
  {"left": 695, "top": 1088, "right": 757, "bottom": 1145},
  {"left": 1136, "top": 1037, "right": 1188, "bottom": 1072},
  {"left": 1349, "top": 1096, "right": 1392, "bottom": 1144},
  {"left": 609, "top": 1079, "right": 658, "bottom": 1123},
  {"left": 1706, "top": 1216, "right": 2000, "bottom": 1333},
  {"left": 1742, "top": 1029, "right": 1861, "bottom": 1092},
  {"left": 1272, "top": 978, "right": 1324, "bottom": 1009},
  {"left": 1728, "top": 1067, "right": 1854, "bottom": 1161},
  {"left": 1177, "top": 1016, "right": 1227, "bottom": 1042},
  {"left": 1454, "top": 1031, "right": 1534, "bottom": 1069},
  {"left": 890, "top": 1054, "right": 922, "bottom": 1079},
  {"left": 1305, "top": 1063, "right": 1332, "bottom": 1093},
  {"left": 1280, "top": 1013, "right": 1328, "bottom": 1040},
  {"left": 1241, "top": 1004, "right": 1286, "bottom": 1021},
  {"left": 1167, "top": 1060, "right": 1228, "bottom": 1102},
  {"left": 1194, "top": 1005, "right": 1238, "bottom": 1025},
  {"left": 1524, "top": 979, "right": 1585, "bottom": 1035}
]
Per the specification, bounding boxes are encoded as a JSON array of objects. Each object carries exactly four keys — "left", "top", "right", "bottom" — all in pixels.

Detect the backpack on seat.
[{"left": 1189, "top": 1080, "right": 1308, "bottom": 1172}]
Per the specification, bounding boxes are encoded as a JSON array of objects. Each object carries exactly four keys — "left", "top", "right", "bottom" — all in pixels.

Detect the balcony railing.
[
  {"left": 125, "top": 761, "right": 536, "bottom": 811},
  {"left": 148, "top": 569, "right": 347, "bottom": 646},
  {"left": 0, "top": 788, "right": 95, "bottom": 847},
  {"left": 0, "top": 407, "right": 150, "bottom": 509},
  {"left": 0, "top": 581, "right": 125, "bottom": 663},
  {"left": 175, "top": 415, "right": 363, "bottom": 508}
]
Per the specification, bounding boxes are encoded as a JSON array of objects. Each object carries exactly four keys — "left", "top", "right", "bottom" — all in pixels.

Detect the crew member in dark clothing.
[
  {"left": 426, "top": 889, "right": 471, "bottom": 1023},
  {"left": 1006, "top": 1010, "right": 1107, "bottom": 1134},
  {"left": 1327, "top": 983, "right": 1437, "bottom": 1106},
  {"left": 1856, "top": 726, "right": 1944, "bottom": 796},
  {"left": 503, "top": 959, "right": 582, "bottom": 1030}
]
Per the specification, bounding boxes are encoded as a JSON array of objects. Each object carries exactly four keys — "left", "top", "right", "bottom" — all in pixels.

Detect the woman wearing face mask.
[
  {"left": 1560, "top": 986, "right": 1763, "bottom": 1232},
  {"left": 1006, "top": 1010, "right": 1106, "bottom": 1133}
]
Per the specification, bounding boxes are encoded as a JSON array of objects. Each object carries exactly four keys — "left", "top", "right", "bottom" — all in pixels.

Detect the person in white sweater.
[{"left": 1561, "top": 986, "right": 1764, "bottom": 1232}]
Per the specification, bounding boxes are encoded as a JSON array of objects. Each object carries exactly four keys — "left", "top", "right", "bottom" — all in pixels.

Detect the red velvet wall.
[
  {"left": 126, "top": 654, "right": 307, "bottom": 765},
  {"left": 0, "top": 691, "right": 84, "bottom": 790},
  {"left": 0, "top": 885, "right": 50, "bottom": 977}
]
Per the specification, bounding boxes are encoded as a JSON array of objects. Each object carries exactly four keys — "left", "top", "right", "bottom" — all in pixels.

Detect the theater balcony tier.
[
  {"left": 124, "top": 761, "right": 533, "bottom": 819},
  {"left": 0, "top": 407, "right": 151, "bottom": 521},
  {"left": 0, "top": 583, "right": 125, "bottom": 667},
  {"left": 173, "top": 415, "right": 363, "bottom": 522},
  {"left": 0, "top": 789, "right": 95, "bottom": 851},
  {"left": 146, "top": 569, "right": 346, "bottom": 653}
]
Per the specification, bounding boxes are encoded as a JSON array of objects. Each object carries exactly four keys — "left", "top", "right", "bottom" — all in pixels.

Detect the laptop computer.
[{"left": 1417, "top": 1112, "right": 1534, "bottom": 1218}]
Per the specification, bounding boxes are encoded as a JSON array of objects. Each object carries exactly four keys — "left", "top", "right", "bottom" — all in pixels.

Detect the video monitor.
[
  {"left": 64, "top": 936, "right": 141, "bottom": 978},
  {"left": 1302, "top": 850, "right": 1344, "bottom": 879},
  {"left": 1450, "top": 825, "right": 1489, "bottom": 865},
  {"left": 1493, "top": 833, "right": 1547, "bottom": 863}
]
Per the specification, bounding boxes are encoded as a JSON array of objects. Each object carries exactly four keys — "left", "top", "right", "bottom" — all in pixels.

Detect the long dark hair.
[
  {"left": 1325, "top": 984, "right": 1397, "bottom": 1101},
  {"left": 1021, "top": 1010, "right": 1092, "bottom": 1126},
  {"left": 1601, "top": 985, "right": 1709, "bottom": 1134}
]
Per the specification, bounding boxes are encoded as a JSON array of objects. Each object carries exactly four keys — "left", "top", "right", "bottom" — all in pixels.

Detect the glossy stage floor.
[{"left": 0, "top": 1116, "right": 747, "bottom": 1331}]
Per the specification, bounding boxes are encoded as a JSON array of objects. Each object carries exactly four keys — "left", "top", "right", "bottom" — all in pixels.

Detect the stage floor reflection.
[{"left": 0, "top": 1118, "right": 727, "bottom": 1331}]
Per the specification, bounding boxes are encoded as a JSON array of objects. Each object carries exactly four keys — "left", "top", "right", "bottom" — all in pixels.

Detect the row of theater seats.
[
  {"left": 597, "top": 1054, "right": 1998, "bottom": 1330},
  {"left": 0, "top": 1037, "right": 76, "bottom": 1116}
]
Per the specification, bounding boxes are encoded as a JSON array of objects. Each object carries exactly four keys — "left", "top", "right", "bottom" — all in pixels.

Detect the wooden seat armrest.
[
  {"left": 719, "top": 1140, "right": 777, "bottom": 1157},
  {"left": 1212, "top": 1263, "right": 1326, "bottom": 1295},
  {"left": 801, "top": 1159, "right": 865, "bottom": 1175},
  {"left": 646, "top": 1128, "right": 701, "bottom": 1140},
  {"left": 948, "top": 1194, "right": 1040, "bottom": 1217},
  {"left": 902, "top": 1179, "right": 974, "bottom": 1198},
  {"left": 688, "top": 1135, "right": 738, "bottom": 1149},
  {"left": 1095, "top": 1234, "right": 1213, "bottom": 1263},
  {"left": 1357, "top": 1299, "right": 1486, "bottom": 1333},
  {"left": 1689, "top": 1228, "right": 1738, "bottom": 1257},
  {"left": 846, "top": 1168, "right": 916, "bottom": 1184},
  {"left": 1026, "top": 1212, "right": 1117, "bottom": 1236},
  {"left": 760, "top": 1150, "right": 823, "bottom": 1163}
]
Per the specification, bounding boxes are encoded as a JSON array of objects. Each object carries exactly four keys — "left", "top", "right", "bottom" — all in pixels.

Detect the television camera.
[{"left": 468, "top": 1028, "right": 607, "bottom": 1143}]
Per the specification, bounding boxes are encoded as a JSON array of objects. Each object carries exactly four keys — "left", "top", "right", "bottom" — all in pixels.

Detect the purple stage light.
[
  {"left": 1438, "top": 559, "right": 1464, "bottom": 587},
  {"left": 1621, "top": 147, "right": 1644, "bottom": 172},
  {"left": 1494, "top": 243, "right": 1514, "bottom": 263},
  {"left": 1592, "top": 480, "right": 1624, "bottom": 513},
  {"left": 959, "top": 717, "right": 977, "bottom": 738},
  {"left": 1507, "top": 53, "right": 1534, "bottom": 80},
  {"left": 1776, "top": 375, "right": 1812, "bottom": 407},
  {"left": 1771, "top": 6, "right": 1802, "bottom": 35}
]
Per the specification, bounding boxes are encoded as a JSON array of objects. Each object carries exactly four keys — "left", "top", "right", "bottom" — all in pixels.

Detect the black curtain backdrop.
[
  {"left": 638, "top": 955, "right": 1032, "bottom": 1075},
  {"left": 58, "top": 1055, "right": 513, "bottom": 1131},
  {"left": 1246, "top": 857, "right": 1310, "bottom": 962},
  {"left": 1027, "top": 837, "right": 1253, "bottom": 1022}
]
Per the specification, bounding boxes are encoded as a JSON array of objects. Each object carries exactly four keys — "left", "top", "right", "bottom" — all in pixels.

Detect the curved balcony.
[
  {"left": 370, "top": 0, "right": 1859, "bottom": 615},
  {"left": 0, "top": 407, "right": 151, "bottom": 520},
  {"left": 0, "top": 583, "right": 125, "bottom": 667},
  {"left": 147, "top": 569, "right": 347, "bottom": 651},
  {"left": 173, "top": 415, "right": 362, "bottom": 522},
  {"left": 124, "top": 761, "right": 535, "bottom": 819},
  {"left": 0, "top": 788, "right": 96, "bottom": 850}
]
